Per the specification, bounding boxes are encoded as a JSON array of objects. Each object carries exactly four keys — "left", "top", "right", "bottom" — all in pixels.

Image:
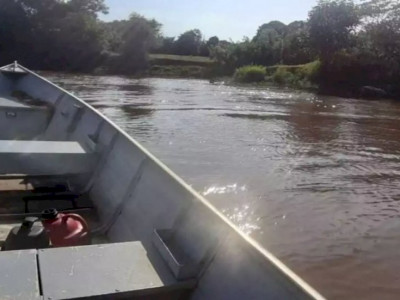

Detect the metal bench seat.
[
  {"left": 0, "top": 95, "right": 31, "bottom": 109},
  {"left": 0, "top": 242, "right": 195, "bottom": 299},
  {"left": 0, "top": 140, "right": 94, "bottom": 176},
  {"left": 38, "top": 241, "right": 195, "bottom": 299},
  {"left": 0, "top": 249, "right": 40, "bottom": 300}
]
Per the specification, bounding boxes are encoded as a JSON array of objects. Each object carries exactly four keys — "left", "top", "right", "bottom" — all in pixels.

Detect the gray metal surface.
[
  {"left": 38, "top": 242, "right": 182, "bottom": 299},
  {"left": 0, "top": 140, "right": 86, "bottom": 154},
  {"left": 0, "top": 140, "right": 95, "bottom": 175},
  {"left": 0, "top": 107, "right": 51, "bottom": 140},
  {"left": 0, "top": 92, "right": 51, "bottom": 140},
  {"left": 0, "top": 249, "right": 40, "bottom": 300},
  {"left": 0, "top": 63, "right": 27, "bottom": 74},
  {"left": 0, "top": 95, "right": 29, "bottom": 108}
]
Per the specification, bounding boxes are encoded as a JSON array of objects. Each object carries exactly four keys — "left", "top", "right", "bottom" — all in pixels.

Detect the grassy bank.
[
  {"left": 234, "top": 65, "right": 266, "bottom": 83},
  {"left": 231, "top": 61, "right": 320, "bottom": 90},
  {"left": 266, "top": 61, "right": 320, "bottom": 89},
  {"left": 149, "top": 54, "right": 213, "bottom": 66},
  {"left": 144, "top": 55, "right": 392, "bottom": 99},
  {"left": 148, "top": 54, "right": 215, "bottom": 78}
]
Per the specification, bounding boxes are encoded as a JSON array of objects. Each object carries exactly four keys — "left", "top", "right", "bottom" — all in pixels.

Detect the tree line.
[
  {"left": 209, "top": 0, "right": 400, "bottom": 96},
  {"left": 0, "top": 0, "right": 399, "bottom": 96},
  {"left": 0, "top": 0, "right": 216, "bottom": 73}
]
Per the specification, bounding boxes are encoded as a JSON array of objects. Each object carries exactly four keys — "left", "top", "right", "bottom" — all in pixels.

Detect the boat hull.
[{"left": 0, "top": 63, "right": 324, "bottom": 299}]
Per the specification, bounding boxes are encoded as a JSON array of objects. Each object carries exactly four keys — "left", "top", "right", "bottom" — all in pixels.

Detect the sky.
[{"left": 100, "top": 0, "right": 318, "bottom": 41}]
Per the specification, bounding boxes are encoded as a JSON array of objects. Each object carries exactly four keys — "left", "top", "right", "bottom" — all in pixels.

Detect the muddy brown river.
[{"left": 47, "top": 74, "right": 400, "bottom": 299}]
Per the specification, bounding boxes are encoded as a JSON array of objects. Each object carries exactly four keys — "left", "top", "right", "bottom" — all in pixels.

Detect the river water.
[{"left": 47, "top": 74, "right": 400, "bottom": 299}]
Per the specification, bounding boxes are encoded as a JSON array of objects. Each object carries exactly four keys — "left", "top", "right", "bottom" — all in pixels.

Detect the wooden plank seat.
[{"left": 0, "top": 140, "right": 94, "bottom": 176}]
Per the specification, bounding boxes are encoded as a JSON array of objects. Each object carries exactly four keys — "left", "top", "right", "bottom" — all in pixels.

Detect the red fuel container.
[{"left": 41, "top": 208, "right": 90, "bottom": 247}]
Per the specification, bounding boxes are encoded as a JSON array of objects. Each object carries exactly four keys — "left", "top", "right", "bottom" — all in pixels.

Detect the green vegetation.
[
  {"left": 267, "top": 61, "right": 320, "bottom": 88},
  {"left": 148, "top": 65, "right": 209, "bottom": 78},
  {"left": 0, "top": 0, "right": 399, "bottom": 98},
  {"left": 155, "top": 31, "right": 216, "bottom": 57},
  {"left": 148, "top": 54, "right": 214, "bottom": 78},
  {"left": 232, "top": 61, "right": 320, "bottom": 88},
  {"left": 0, "top": 0, "right": 162, "bottom": 73},
  {"left": 234, "top": 65, "right": 266, "bottom": 83},
  {"left": 0, "top": 0, "right": 217, "bottom": 75},
  {"left": 148, "top": 54, "right": 213, "bottom": 66},
  {"left": 209, "top": 0, "right": 400, "bottom": 98}
]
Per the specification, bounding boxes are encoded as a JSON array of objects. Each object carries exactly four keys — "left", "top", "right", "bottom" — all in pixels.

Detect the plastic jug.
[{"left": 41, "top": 208, "right": 90, "bottom": 247}]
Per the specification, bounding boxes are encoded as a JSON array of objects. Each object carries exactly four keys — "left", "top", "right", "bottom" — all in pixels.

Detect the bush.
[
  {"left": 272, "top": 67, "right": 295, "bottom": 85},
  {"left": 270, "top": 61, "right": 321, "bottom": 87},
  {"left": 233, "top": 65, "right": 266, "bottom": 82},
  {"left": 297, "top": 60, "right": 321, "bottom": 82}
]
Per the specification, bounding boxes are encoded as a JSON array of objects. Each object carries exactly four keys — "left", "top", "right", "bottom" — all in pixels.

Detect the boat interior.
[
  {"left": 0, "top": 64, "right": 199, "bottom": 300},
  {"left": 0, "top": 63, "right": 322, "bottom": 300}
]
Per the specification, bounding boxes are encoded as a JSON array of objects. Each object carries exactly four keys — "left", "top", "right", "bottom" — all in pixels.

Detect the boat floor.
[{"left": 0, "top": 179, "right": 108, "bottom": 249}]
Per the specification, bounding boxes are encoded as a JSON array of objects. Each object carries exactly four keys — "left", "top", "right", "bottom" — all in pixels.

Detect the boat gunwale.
[{"left": 11, "top": 63, "right": 325, "bottom": 300}]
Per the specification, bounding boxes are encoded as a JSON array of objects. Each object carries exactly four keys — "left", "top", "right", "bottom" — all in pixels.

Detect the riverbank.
[
  {"left": 146, "top": 54, "right": 215, "bottom": 79},
  {"left": 146, "top": 56, "right": 396, "bottom": 100},
  {"left": 56, "top": 52, "right": 399, "bottom": 100},
  {"left": 230, "top": 62, "right": 399, "bottom": 100}
]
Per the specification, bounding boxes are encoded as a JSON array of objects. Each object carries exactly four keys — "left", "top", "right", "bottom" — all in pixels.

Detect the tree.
[
  {"left": 282, "top": 21, "right": 316, "bottom": 64},
  {"left": 47, "top": 12, "right": 106, "bottom": 71},
  {"left": 251, "top": 21, "right": 287, "bottom": 65},
  {"left": 174, "top": 29, "right": 203, "bottom": 55},
  {"left": 359, "top": 0, "right": 400, "bottom": 63},
  {"left": 254, "top": 21, "right": 286, "bottom": 42},
  {"left": 114, "top": 14, "right": 161, "bottom": 73},
  {"left": 0, "top": 0, "right": 33, "bottom": 64},
  {"left": 68, "top": 0, "right": 109, "bottom": 16},
  {"left": 308, "top": 0, "right": 360, "bottom": 60},
  {"left": 365, "top": 20, "right": 400, "bottom": 61},
  {"left": 0, "top": 0, "right": 108, "bottom": 70},
  {"left": 198, "top": 41, "right": 210, "bottom": 56},
  {"left": 102, "top": 20, "right": 131, "bottom": 52},
  {"left": 154, "top": 37, "right": 176, "bottom": 54},
  {"left": 357, "top": 0, "right": 400, "bottom": 88},
  {"left": 207, "top": 36, "right": 220, "bottom": 48},
  {"left": 359, "top": 0, "right": 400, "bottom": 23}
]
